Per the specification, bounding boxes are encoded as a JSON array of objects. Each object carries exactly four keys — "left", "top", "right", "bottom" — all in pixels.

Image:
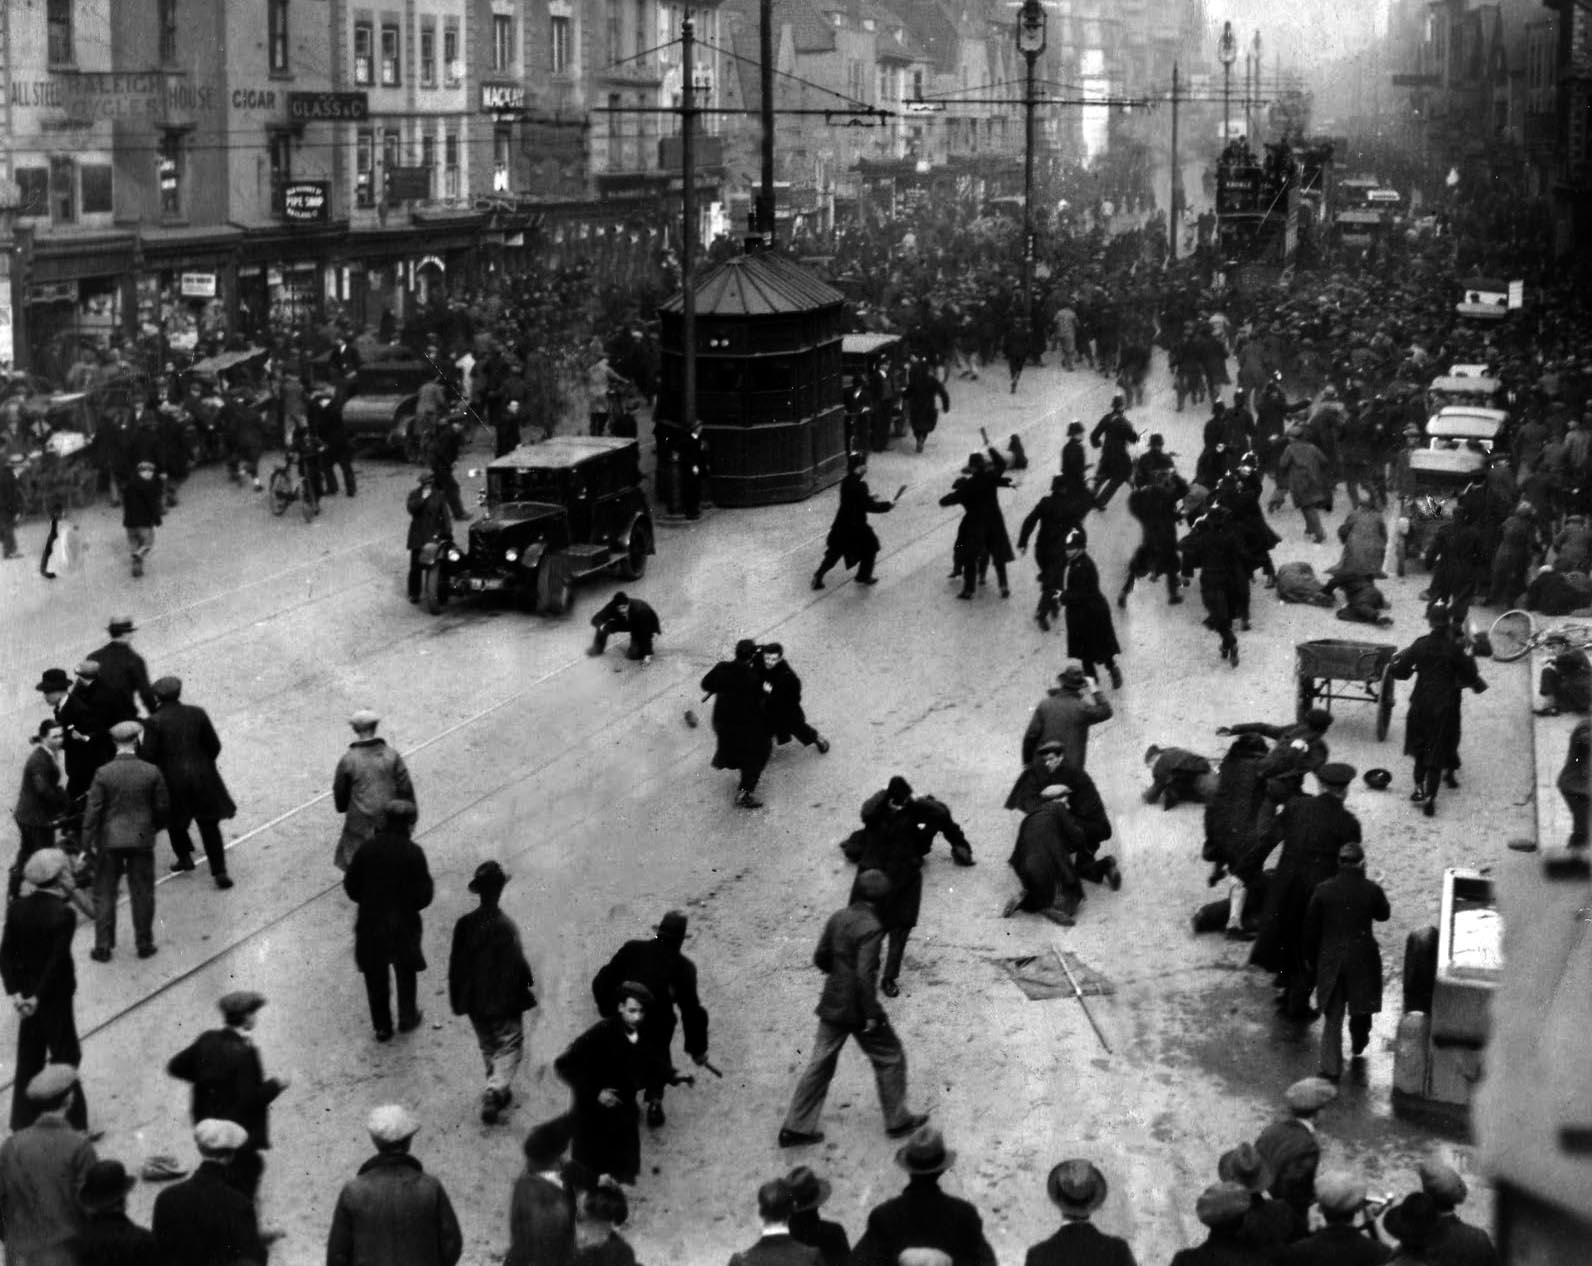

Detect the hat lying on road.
[
  {"left": 1047, "top": 1159, "right": 1108, "bottom": 1214},
  {"left": 109, "top": 721, "right": 143, "bottom": 744},
  {"left": 26, "top": 1064, "right": 79, "bottom": 1103},
  {"left": 140, "top": 1154, "right": 189, "bottom": 1182},
  {"left": 366, "top": 1105, "right": 419, "bottom": 1146},
  {"left": 1363, "top": 768, "right": 1393, "bottom": 790}
]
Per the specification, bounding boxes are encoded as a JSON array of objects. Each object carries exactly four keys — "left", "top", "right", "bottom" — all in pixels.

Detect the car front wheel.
[
  {"left": 618, "top": 521, "right": 652, "bottom": 580},
  {"left": 422, "top": 564, "right": 446, "bottom": 615},
  {"left": 537, "top": 563, "right": 573, "bottom": 615}
]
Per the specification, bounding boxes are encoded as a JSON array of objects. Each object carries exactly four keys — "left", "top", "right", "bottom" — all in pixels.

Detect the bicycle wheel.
[
  {"left": 1488, "top": 609, "right": 1536, "bottom": 663},
  {"left": 267, "top": 469, "right": 293, "bottom": 516}
]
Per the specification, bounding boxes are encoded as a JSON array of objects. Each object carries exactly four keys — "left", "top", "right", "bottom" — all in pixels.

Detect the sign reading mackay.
[
  {"left": 481, "top": 82, "right": 526, "bottom": 112},
  {"left": 287, "top": 92, "right": 370, "bottom": 122}
]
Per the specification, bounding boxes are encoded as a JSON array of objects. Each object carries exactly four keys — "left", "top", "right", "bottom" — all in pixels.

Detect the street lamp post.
[
  {"left": 0, "top": 177, "right": 20, "bottom": 374},
  {"left": 1218, "top": 21, "right": 1237, "bottom": 151},
  {"left": 1017, "top": 0, "right": 1046, "bottom": 350}
]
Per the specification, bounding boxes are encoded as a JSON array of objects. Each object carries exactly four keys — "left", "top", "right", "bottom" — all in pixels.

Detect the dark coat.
[
  {"left": 166, "top": 1026, "right": 285, "bottom": 1149},
  {"left": 0, "top": 889, "right": 77, "bottom": 1004},
  {"left": 87, "top": 641, "right": 157, "bottom": 720},
  {"left": 326, "top": 1151, "right": 463, "bottom": 1266},
  {"left": 809, "top": 901, "right": 886, "bottom": 1030},
  {"left": 121, "top": 475, "right": 165, "bottom": 529},
  {"left": 1057, "top": 552, "right": 1122, "bottom": 665},
  {"left": 825, "top": 472, "right": 892, "bottom": 566},
  {"left": 905, "top": 365, "right": 950, "bottom": 434},
  {"left": 1203, "top": 736, "right": 1270, "bottom": 876},
  {"left": 701, "top": 658, "right": 772, "bottom": 771},
  {"left": 505, "top": 1171, "right": 575, "bottom": 1266},
  {"left": 940, "top": 459, "right": 1014, "bottom": 566},
  {"left": 65, "top": 1209, "right": 163, "bottom": 1266},
  {"left": 407, "top": 486, "right": 454, "bottom": 551},
  {"left": 1024, "top": 1219, "right": 1139, "bottom": 1266},
  {"left": 342, "top": 828, "right": 434, "bottom": 974},
  {"left": 590, "top": 596, "right": 661, "bottom": 639},
  {"left": 448, "top": 905, "right": 536, "bottom": 1021},
  {"left": 592, "top": 937, "right": 708, "bottom": 1059},
  {"left": 553, "top": 1017, "right": 660, "bottom": 1184},
  {"left": 1007, "top": 800, "right": 1084, "bottom": 912},
  {"left": 1304, "top": 868, "right": 1390, "bottom": 1013},
  {"left": 139, "top": 701, "right": 237, "bottom": 822},
  {"left": 789, "top": 1209, "right": 850, "bottom": 1266},
  {"left": 850, "top": 1176, "right": 997, "bottom": 1266},
  {"left": 762, "top": 659, "right": 813, "bottom": 744},
  {"left": 1390, "top": 630, "right": 1485, "bottom": 767},
  {"left": 1251, "top": 794, "right": 1362, "bottom": 976},
  {"left": 1018, "top": 481, "right": 1088, "bottom": 578},
  {"left": 848, "top": 792, "right": 930, "bottom": 929},
  {"left": 151, "top": 1159, "right": 266, "bottom": 1266},
  {"left": 1332, "top": 509, "right": 1388, "bottom": 579},
  {"left": 13, "top": 744, "right": 68, "bottom": 828},
  {"left": 1275, "top": 1224, "right": 1393, "bottom": 1266},
  {"left": 1424, "top": 1213, "right": 1500, "bottom": 1266},
  {"left": 1090, "top": 413, "right": 1140, "bottom": 481},
  {"left": 1061, "top": 438, "right": 1090, "bottom": 486},
  {"left": 58, "top": 680, "right": 118, "bottom": 794},
  {"left": 1167, "top": 1228, "right": 1274, "bottom": 1266},
  {"left": 1277, "top": 439, "right": 1330, "bottom": 509},
  {"left": 727, "top": 1231, "right": 821, "bottom": 1266}
]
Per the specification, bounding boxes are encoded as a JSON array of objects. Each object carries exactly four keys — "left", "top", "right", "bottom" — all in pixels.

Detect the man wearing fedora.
[
  {"left": 1409, "top": 1159, "right": 1498, "bottom": 1266},
  {"left": 326, "top": 1106, "right": 462, "bottom": 1266},
  {"left": 82, "top": 720, "right": 169, "bottom": 962},
  {"left": 0, "top": 1065, "right": 98, "bottom": 1263},
  {"left": 152, "top": 1120, "right": 266, "bottom": 1266},
  {"left": 1021, "top": 665, "right": 1114, "bottom": 772},
  {"left": 65, "top": 1159, "right": 158, "bottom": 1266},
  {"left": 138, "top": 676, "right": 236, "bottom": 888},
  {"left": 727, "top": 1180, "right": 822, "bottom": 1266},
  {"left": 332, "top": 711, "right": 415, "bottom": 871},
  {"left": 2, "top": 849, "right": 93, "bottom": 1133},
  {"left": 1217, "top": 1142, "right": 1294, "bottom": 1257},
  {"left": 1274, "top": 1171, "right": 1391, "bottom": 1265},
  {"left": 778, "top": 870, "right": 927, "bottom": 1148},
  {"left": 121, "top": 460, "right": 164, "bottom": 578},
  {"left": 11, "top": 718, "right": 69, "bottom": 900},
  {"left": 1303, "top": 842, "right": 1390, "bottom": 1083},
  {"left": 166, "top": 990, "right": 289, "bottom": 1201},
  {"left": 448, "top": 860, "right": 537, "bottom": 1125},
  {"left": 87, "top": 619, "right": 157, "bottom": 723},
  {"left": 785, "top": 1166, "right": 849, "bottom": 1266},
  {"left": 850, "top": 1126, "right": 996, "bottom": 1266},
  {"left": 1024, "top": 1158, "right": 1137, "bottom": 1266}
]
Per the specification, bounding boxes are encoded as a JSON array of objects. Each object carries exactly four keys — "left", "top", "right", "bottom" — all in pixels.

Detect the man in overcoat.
[
  {"left": 1275, "top": 430, "right": 1331, "bottom": 543},
  {"left": 121, "top": 461, "right": 164, "bottom": 577},
  {"left": 83, "top": 720, "right": 169, "bottom": 962},
  {"left": 138, "top": 676, "right": 236, "bottom": 888},
  {"left": 333, "top": 710, "right": 416, "bottom": 870},
  {"left": 1120, "top": 467, "right": 1187, "bottom": 609},
  {"left": 1089, "top": 396, "right": 1139, "bottom": 510},
  {"left": 1303, "top": 842, "right": 1390, "bottom": 1082},
  {"left": 505, "top": 1117, "right": 576, "bottom": 1266},
  {"left": 727, "top": 1180, "right": 822, "bottom": 1266},
  {"left": 812, "top": 454, "right": 894, "bottom": 589},
  {"left": 325, "top": 1106, "right": 463, "bottom": 1266},
  {"left": 166, "top": 990, "right": 289, "bottom": 1198},
  {"left": 1023, "top": 1158, "right": 1138, "bottom": 1266},
  {"left": 406, "top": 471, "right": 454, "bottom": 604},
  {"left": 11, "top": 719, "right": 69, "bottom": 900},
  {"left": 940, "top": 449, "right": 1015, "bottom": 599},
  {"left": 760, "top": 643, "right": 829, "bottom": 753},
  {"left": 1388, "top": 604, "right": 1487, "bottom": 816},
  {"left": 87, "top": 618, "right": 157, "bottom": 721},
  {"left": 58, "top": 661, "right": 118, "bottom": 801},
  {"left": 1018, "top": 476, "right": 1092, "bottom": 631},
  {"left": 850, "top": 1126, "right": 997, "bottom": 1266},
  {"left": 904, "top": 357, "right": 951, "bottom": 453},
  {"left": 778, "top": 871, "right": 927, "bottom": 1148},
  {"left": 701, "top": 640, "right": 773, "bottom": 809},
  {"left": 0, "top": 1066, "right": 97, "bottom": 1264},
  {"left": 343, "top": 799, "right": 433, "bottom": 1042},
  {"left": 1055, "top": 531, "right": 1124, "bottom": 687},
  {"left": 1021, "top": 665, "right": 1114, "bottom": 772}
]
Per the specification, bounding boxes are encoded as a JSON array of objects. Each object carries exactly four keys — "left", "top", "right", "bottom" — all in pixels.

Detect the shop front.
[
  {"left": 19, "top": 231, "right": 138, "bottom": 384},
  {"left": 235, "top": 219, "right": 348, "bottom": 340},
  {"left": 134, "top": 225, "right": 244, "bottom": 360}
]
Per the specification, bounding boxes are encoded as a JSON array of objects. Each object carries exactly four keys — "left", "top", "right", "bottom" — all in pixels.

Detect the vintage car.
[
  {"left": 1425, "top": 374, "right": 1506, "bottom": 418},
  {"left": 336, "top": 358, "right": 439, "bottom": 455},
  {"left": 1393, "top": 406, "right": 1508, "bottom": 575},
  {"left": 418, "top": 435, "right": 654, "bottom": 615}
]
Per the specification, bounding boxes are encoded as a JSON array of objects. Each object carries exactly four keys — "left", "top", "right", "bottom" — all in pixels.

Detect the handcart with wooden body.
[{"left": 1295, "top": 638, "right": 1397, "bottom": 740}]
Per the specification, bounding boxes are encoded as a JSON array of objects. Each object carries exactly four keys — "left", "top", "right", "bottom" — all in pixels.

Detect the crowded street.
[{"left": 0, "top": 337, "right": 1533, "bottom": 1262}]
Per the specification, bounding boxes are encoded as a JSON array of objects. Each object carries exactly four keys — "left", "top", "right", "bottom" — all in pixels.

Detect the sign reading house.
[
  {"left": 282, "top": 180, "right": 331, "bottom": 223},
  {"left": 287, "top": 92, "right": 370, "bottom": 122}
]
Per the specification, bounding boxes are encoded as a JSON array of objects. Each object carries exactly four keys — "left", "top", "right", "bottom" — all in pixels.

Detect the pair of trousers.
[
  {"left": 592, "top": 622, "right": 654, "bottom": 658},
  {"left": 362, "top": 965, "right": 418, "bottom": 1035},
  {"left": 168, "top": 813, "right": 228, "bottom": 877},
  {"left": 1093, "top": 476, "right": 1128, "bottom": 509},
  {"left": 9, "top": 823, "right": 56, "bottom": 901},
  {"left": 470, "top": 1014, "right": 525, "bottom": 1100},
  {"left": 0, "top": 518, "right": 17, "bottom": 557},
  {"left": 9, "top": 997, "right": 86, "bottom": 1132},
  {"left": 1318, "top": 980, "right": 1372, "bottom": 1079},
  {"left": 125, "top": 526, "right": 155, "bottom": 570},
  {"left": 815, "top": 546, "right": 876, "bottom": 584},
  {"left": 93, "top": 849, "right": 155, "bottom": 954},
  {"left": 882, "top": 924, "right": 911, "bottom": 985},
  {"left": 782, "top": 1018, "right": 911, "bottom": 1135},
  {"left": 320, "top": 455, "right": 356, "bottom": 496},
  {"left": 1300, "top": 506, "right": 1324, "bottom": 540}
]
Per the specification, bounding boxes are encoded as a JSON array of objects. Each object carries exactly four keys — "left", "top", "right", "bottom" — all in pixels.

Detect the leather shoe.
[
  {"left": 778, "top": 1128, "right": 825, "bottom": 1148},
  {"left": 856, "top": 576, "right": 879, "bottom": 585},
  {"left": 90, "top": 948, "right": 112, "bottom": 963},
  {"left": 214, "top": 875, "right": 234, "bottom": 890},
  {"left": 170, "top": 857, "right": 196, "bottom": 873},
  {"left": 398, "top": 1011, "right": 423, "bottom": 1033},
  {"left": 374, "top": 1028, "right": 393, "bottom": 1043},
  {"left": 137, "top": 946, "right": 158, "bottom": 960},
  {"left": 880, "top": 978, "right": 900, "bottom": 997},
  {"left": 1104, "top": 859, "right": 1122, "bottom": 891},
  {"left": 951, "top": 847, "right": 976, "bottom": 867},
  {"left": 886, "top": 1113, "right": 929, "bottom": 1139},
  {"left": 815, "top": 737, "right": 830, "bottom": 754}
]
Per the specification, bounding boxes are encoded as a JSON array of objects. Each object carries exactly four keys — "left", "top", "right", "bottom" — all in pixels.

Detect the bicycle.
[
  {"left": 1487, "top": 609, "right": 1592, "bottom": 663},
  {"left": 267, "top": 450, "right": 320, "bottom": 522}
]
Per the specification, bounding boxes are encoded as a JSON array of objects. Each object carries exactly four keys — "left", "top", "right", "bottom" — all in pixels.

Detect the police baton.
[{"left": 893, "top": 484, "right": 907, "bottom": 503}]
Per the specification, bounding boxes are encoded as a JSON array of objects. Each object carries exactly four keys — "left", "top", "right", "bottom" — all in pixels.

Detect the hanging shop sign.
[
  {"left": 481, "top": 82, "right": 527, "bottom": 113},
  {"left": 282, "top": 180, "right": 331, "bottom": 223},
  {"left": 179, "top": 272, "right": 217, "bottom": 299},
  {"left": 287, "top": 92, "right": 370, "bottom": 122}
]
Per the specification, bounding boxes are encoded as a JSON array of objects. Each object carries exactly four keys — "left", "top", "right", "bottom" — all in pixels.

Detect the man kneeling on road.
[{"left": 587, "top": 592, "right": 660, "bottom": 663}]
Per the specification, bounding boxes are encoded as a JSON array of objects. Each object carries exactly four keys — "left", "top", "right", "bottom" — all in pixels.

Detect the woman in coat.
[
  {"left": 1056, "top": 530, "right": 1123, "bottom": 687},
  {"left": 1389, "top": 607, "right": 1487, "bottom": 815},
  {"left": 554, "top": 983, "right": 660, "bottom": 1186},
  {"left": 939, "top": 448, "right": 1014, "bottom": 599},
  {"left": 138, "top": 676, "right": 237, "bottom": 885},
  {"left": 1275, "top": 430, "right": 1331, "bottom": 543},
  {"left": 342, "top": 800, "right": 433, "bottom": 1040}
]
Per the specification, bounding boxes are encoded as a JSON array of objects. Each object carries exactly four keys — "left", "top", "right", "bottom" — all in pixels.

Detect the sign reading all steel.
[
  {"left": 287, "top": 92, "right": 370, "bottom": 122},
  {"left": 481, "top": 82, "right": 527, "bottom": 112},
  {"left": 282, "top": 180, "right": 331, "bottom": 223}
]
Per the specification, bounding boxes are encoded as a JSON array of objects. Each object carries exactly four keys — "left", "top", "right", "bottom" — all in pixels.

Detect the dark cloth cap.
[
  {"left": 735, "top": 639, "right": 759, "bottom": 660},
  {"left": 151, "top": 676, "right": 182, "bottom": 700},
  {"left": 218, "top": 990, "right": 266, "bottom": 1021},
  {"left": 886, "top": 775, "right": 913, "bottom": 800},
  {"left": 469, "top": 860, "right": 509, "bottom": 892},
  {"left": 1384, "top": 1193, "right": 1442, "bottom": 1246},
  {"left": 615, "top": 980, "right": 655, "bottom": 1008},
  {"left": 522, "top": 1114, "right": 573, "bottom": 1166},
  {"left": 79, "top": 1160, "right": 137, "bottom": 1209},
  {"left": 1304, "top": 708, "right": 1334, "bottom": 730}
]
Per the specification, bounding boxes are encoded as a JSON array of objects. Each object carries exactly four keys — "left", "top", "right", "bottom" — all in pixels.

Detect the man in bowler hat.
[{"left": 88, "top": 618, "right": 157, "bottom": 722}]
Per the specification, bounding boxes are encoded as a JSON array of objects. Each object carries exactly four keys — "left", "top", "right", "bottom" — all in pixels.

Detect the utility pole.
[
  {"left": 682, "top": 13, "right": 697, "bottom": 429},
  {"left": 1169, "top": 61, "right": 1180, "bottom": 263},
  {"left": 1016, "top": 0, "right": 1047, "bottom": 346},
  {"left": 758, "top": 0, "right": 775, "bottom": 243},
  {"left": 1219, "top": 21, "right": 1236, "bottom": 149}
]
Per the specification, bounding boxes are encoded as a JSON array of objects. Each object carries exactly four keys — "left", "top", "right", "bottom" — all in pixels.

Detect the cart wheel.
[
  {"left": 1296, "top": 675, "right": 1316, "bottom": 722},
  {"left": 267, "top": 469, "right": 292, "bottom": 516},
  {"left": 1488, "top": 609, "right": 1536, "bottom": 663},
  {"left": 421, "top": 564, "right": 446, "bottom": 615},
  {"left": 1402, "top": 926, "right": 1439, "bottom": 1015},
  {"left": 1376, "top": 664, "right": 1395, "bottom": 741}
]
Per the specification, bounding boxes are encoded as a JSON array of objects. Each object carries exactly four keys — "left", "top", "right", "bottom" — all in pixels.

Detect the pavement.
[{"left": 0, "top": 354, "right": 1535, "bottom": 1263}]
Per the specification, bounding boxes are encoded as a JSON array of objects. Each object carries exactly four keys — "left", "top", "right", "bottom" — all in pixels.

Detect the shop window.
[
  {"left": 444, "top": 133, "right": 460, "bottom": 198},
  {"left": 420, "top": 24, "right": 436, "bottom": 87},
  {"left": 159, "top": 0, "right": 179, "bottom": 64},
  {"left": 444, "top": 26, "right": 461, "bottom": 86},
  {"left": 81, "top": 164, "right": 113, "bottom": 215},
  {"left": 354, "top": 23, "right": 373, "bottom": 85},
  {"left": 268, "top": 132, "right": 293, "bottom": 214},
  {"left": 551, "top": 16, "right": 572, "bottom": 73},
  {"left": 381, "top": 24, "right": 400, "bottom": 86},
  {"left": 421, "top": 134, "right": 436, "bottom": 173},
  {"left": 382, "top": 131, "right": 399, "bottom": 176},
  {"left": 50, "top": 157, "right": 76, "bottom": 223},
  {"left": 47, "top": 0, "right": 73, "bottom": 65},
  {"left": 492, "top": 15, "right": 514, "bottom": 71},
  {"left": 268, "top": 0, "right": 290, "bottom": 73},
  {"left": 493, "top": 128, "right": 512, "bottom": 192},
  {"left": 356, "top": 130, "right": 375, "bottom": 207},
  {"left": 16, "top": 169, "right": 48, "bottom": 217},
  {"left": 157, "top": 134, "right": 185, "bottom": 217}
]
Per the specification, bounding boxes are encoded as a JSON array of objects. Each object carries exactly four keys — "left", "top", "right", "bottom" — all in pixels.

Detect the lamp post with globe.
[{"left": 1017, "top": 0, "right": 1047, "bottom": 350}]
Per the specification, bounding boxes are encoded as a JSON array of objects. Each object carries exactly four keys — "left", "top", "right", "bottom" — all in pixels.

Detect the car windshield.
[{"left": 489, "top": 466, "right": 567, "bottom": 505}]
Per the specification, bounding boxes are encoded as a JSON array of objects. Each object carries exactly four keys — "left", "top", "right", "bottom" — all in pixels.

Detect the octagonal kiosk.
[{"left": 656, "top": 252, "right": 847, "bottom": 507}]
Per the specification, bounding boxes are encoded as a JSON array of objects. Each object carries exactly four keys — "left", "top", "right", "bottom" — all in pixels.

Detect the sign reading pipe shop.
[
  {"left": 287, "top": 92, "right": 370, "bottom": 122},
  {"left": 282, "top": 180, "right": 331, "bottom": 223}
]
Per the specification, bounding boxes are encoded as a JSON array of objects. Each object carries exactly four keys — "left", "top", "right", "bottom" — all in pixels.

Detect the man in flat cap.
[
  {"left": 1255, "top": 1078, "right": 1336, "bottom": 1240},
  {"left": 0, "top": 1065, "right": 97, "bottom": 1262},
  {"left": 1250, "top": 762, "right": 1361, "bottom": 1022},
  {"left": 591, "top": 910, "right": 710, "bottom": 1130},
  {"left": 82, "top": 719, "right": 169, "bottom": 962},
  {"left": 1169, "top": 1183, "right": 1261, "bottom": 1265},
  {"left": 65, "top": 1159, "right": 158, "bottom": 1266},
  {"left": 166, "top": 991, "right": 289, "bottom": 1200},
  {"left": 343, "top": 800, "right": 432, "bottom": 1042},
  {"left": 1274, "top": 1171, "right": 1390, "bottom": 1265},
  {"left": 327, "top": 1107, "right": 461, "bottom": 1266},
  {"left": 778, "top": 870, "right": 927, "bottom": 1148},
  {"left": 88, "top": 619, "right": 157, "bottom": 723},
  {"left": 138, "top": 676, "right": 236, "bottom": 889},
  {"left": 1413, "top": 1158, "right": 1498, "bottom": 1266},
  {"left": 1024, "top": 1158, "right": 1137, "bottom": 1266},
  {"left": 448, "top": 860, "right": 537, "bottom": 1124},
  {"left": 1304, "top": 841, "right": 1390, "bottom": 1083},
  {"left": 1, "top": 849, "right": 92, "bottom": 1133},
  {"left": 332, "top": 711, "right": 415, "bottom": 870},
  {"left": 152, "top": 1120, "right": 265, "bottom": 1266},
  {"left": 851, "top": 1126, "right": 996, "bottom": 1266},
  {"left": 121, "top": 460, "right": 163, "bottom": 578}
]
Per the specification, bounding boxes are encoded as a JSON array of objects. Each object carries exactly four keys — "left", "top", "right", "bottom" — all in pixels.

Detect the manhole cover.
[{"left": 996, "top": 949, "right": 1114, "bottom": 1001}]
